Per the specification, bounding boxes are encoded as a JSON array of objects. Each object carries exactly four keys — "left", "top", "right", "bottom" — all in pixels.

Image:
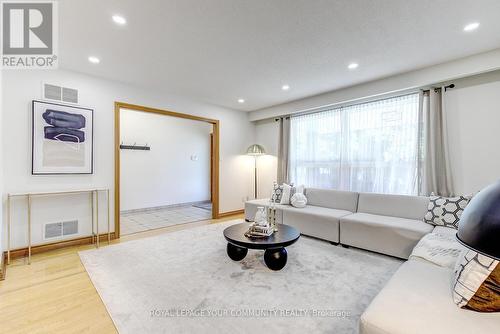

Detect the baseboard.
[
  {"left": 6, "top": 232, "right": 117, "bottom": 261},
  {"left": 121, "top": 200, "right": 211, "bottom": 214},
  {"left": 0, "top": 252, "right": 6, "bottom": 280},
  {"left": 218, "top": 209, "right": 244, "bottom": 218}
]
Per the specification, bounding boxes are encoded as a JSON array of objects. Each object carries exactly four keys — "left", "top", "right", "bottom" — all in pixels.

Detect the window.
[{"left": 289, "top": 93, "right": 420, "bottom": 195}]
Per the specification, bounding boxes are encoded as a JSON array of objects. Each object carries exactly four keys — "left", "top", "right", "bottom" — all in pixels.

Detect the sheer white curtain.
[{"left": 289, "top": 93, "right": 420, "bottom": 195}]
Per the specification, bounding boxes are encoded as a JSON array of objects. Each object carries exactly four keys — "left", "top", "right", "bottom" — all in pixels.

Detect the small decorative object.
[
  {"left": 452, "top": 180, "right": 500, "bottom": 312},
  {"left": 245, "top": 219, "right": 273, "bottom": 238},
  {"left": 254, "top": 206, "right": 266, "bottom": 223},
  {"left": 268, "top": 191, "right": 279, "bottom": 232},
  {"left": 32, "top": 100, "right": 94, "bottom": 174}
]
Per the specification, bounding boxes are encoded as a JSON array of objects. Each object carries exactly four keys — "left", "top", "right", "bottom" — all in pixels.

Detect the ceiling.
[{"left": 59, "top": 0, "right": 500, "bottom": 111}]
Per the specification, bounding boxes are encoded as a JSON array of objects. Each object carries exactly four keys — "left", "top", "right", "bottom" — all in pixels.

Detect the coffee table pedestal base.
[
  {"left": 227, "top": 243, "right": 248, "bottom": 261},
  {"left": 264, "top": 247, "right": 287, "bottom": 271}
]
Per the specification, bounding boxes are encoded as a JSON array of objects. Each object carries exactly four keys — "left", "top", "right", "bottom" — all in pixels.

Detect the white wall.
[
  {"left": 120, "top": 109, "right": 211, "bottom": 211},
  {"left": 446, "top": 70, "right": 500, "bottom": 194},
  {"left": 1, "top": 69, "right": 255, "bottom": 250},
  {"left": 255, "top": 118, "right": 279, "bottom": 199},
  {"left": 255, "top": 70, "right": 500, "bottom": 196},
  {"left": 250, "top": 48, "right": 500, "bottom": 121},
  {"left": 0, "top": 70, "right": 3, "bottom": 254}
]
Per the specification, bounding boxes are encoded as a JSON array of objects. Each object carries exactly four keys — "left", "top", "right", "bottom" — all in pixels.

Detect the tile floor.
[{"left": 120, "top": 204, "right": 212, "bottom": 235}]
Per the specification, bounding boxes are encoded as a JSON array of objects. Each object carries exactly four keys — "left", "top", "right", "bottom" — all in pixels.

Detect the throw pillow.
[
  {"left": 271, "top": 183, "right": 284, "bottom": 203},
  {"left": 424, "top": 194, "right": 471, "bottom": 229},
  {"left": 290, "top": 193, "right": 307, "bottom": 208},
  {"left": 271, "top": 183, "right": 298, "bottom": 205},
  {"left": 280, "top": 184, "right": 292, "bottom": 205},
  {"left": 452, "top": 249, "right": 500, "bottom": 312},
  {"left": 409, "top": 232, "right": 465, "bottom": 269}
]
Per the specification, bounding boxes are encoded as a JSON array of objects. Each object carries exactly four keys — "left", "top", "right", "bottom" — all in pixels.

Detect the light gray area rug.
[{"left": 79, "top": 220, "right": 402, "bottom": 334}]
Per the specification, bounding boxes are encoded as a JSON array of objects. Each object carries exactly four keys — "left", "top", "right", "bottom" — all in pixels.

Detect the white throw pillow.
[
  {"left": 279, "top": 184, "right": 292, "bottom": 204},
  {"left": 295, "top": 184, "right": 305, "bottom": 195},
  {"left": 409, "top": 232, "right": 465, "bottom": 269},
  {"left": 290, "top": 193, "right": 307, "bottom": 208}
]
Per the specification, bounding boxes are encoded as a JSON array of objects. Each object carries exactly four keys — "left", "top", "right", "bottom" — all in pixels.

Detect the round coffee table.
[{"left": 223, "top": 223, "right": 300, "bottom": 271}]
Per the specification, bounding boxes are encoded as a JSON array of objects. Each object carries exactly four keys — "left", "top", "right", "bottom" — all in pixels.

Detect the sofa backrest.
[
  {"left": 357, "top": 193, "right": 429, "bottom": 220},
  {"left": 305, "top": 188, "right": 359, "bottom": 212}
]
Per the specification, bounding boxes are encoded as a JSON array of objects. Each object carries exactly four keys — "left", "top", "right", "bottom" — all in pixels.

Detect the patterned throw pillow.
[
  {"left": 409, "top": 232, "right": 465, "bottom": 269},
  {"left": 271, "top": 183, "right": 295, "bottom": 204},
  {"left": 452, "top": 249, "right": 500, "bottom": 312},
  {"left": 271, "top": 183, "right": 284, "bottom": 203},
  {"left": 424, "top": 194, "right": 471, "bottom": 229}
]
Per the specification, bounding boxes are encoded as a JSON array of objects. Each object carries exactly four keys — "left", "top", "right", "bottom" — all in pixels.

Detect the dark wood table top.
[{"left": 223, "top": 222, "right": 300, "bottom": 250}]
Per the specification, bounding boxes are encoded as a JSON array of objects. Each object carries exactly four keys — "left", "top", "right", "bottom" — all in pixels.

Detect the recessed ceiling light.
[
  {"left": 348, "top": 63, "right": 359, "bottom": 70},
  {"left": 112, "top": 15, "right": 127, "bottom": 25},
  {"left": 282, "top": 84, "right": 290, "bottom": 91},
  {"left": 238, "top": 98, "right": 245, "bottom": 104},
  {"left": 463, "top": 22, "right": 479, "bottom": 32},
  {"left": 88, "top": 56, "right": 100, "bottom": 64}
]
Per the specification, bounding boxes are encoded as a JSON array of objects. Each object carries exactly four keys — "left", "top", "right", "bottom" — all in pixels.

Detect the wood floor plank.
[{"left": 0, "top": 215, "right": 242, "bottom": 334}]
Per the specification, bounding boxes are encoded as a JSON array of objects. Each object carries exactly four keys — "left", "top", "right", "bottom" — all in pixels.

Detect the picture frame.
[{"left": 32, "top": 100, "right": 94, "bottom": 175}]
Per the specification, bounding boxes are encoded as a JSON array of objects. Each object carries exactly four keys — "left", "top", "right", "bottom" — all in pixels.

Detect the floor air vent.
[
  {"left": 44, "top": 220, "right": 79, "bottom": 239},
  {"left": 43, "top": 83, "right": 79, "bottom": 104}
]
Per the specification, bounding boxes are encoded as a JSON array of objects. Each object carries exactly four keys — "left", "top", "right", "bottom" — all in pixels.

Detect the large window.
[{"left": 289, "top": 93, "right": 420, "bottom": 195}]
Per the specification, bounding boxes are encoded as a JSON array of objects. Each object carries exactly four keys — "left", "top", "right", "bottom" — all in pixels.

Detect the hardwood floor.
[{"left": 0, "top": 214, "right": 243, "bottom": 334}]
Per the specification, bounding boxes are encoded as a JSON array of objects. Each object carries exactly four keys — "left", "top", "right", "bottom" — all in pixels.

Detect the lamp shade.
[
  {"left": 457, "top": 180, "right": 500, "bottom": 260},
  {"left": 246, "top": 144, "right": 266, "bottom": 156}
]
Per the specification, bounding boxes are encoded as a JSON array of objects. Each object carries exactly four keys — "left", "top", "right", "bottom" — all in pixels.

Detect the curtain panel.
[
  {"left": 421, "top": 88, "right": 455, "bottom": 196},
  {"left": 277, "top": 117, "right": 291, "bottom": 184}
]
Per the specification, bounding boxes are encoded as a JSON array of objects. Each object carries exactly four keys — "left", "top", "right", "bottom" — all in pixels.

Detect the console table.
[{"left": 6, "top": 188, "right": 110, "bottom": 265}]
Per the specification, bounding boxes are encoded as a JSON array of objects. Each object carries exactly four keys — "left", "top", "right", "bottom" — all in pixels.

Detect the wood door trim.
[{"left": 114, "top": 102, "right": 220, "bottom": 239}]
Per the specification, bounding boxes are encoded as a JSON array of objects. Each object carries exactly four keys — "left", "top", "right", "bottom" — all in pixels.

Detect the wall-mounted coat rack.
[{"left": 120, "top": 142, "right": 151, "bottom": 151}]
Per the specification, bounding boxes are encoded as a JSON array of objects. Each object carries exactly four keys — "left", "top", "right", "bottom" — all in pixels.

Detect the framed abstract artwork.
[{"left": 32, "top": 100, "right": 94, "bottom": 174}]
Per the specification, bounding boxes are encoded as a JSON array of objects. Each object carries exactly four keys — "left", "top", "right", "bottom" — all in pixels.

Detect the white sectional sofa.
[
  {"left": 340, "top": 192, "right": 433, "bottom": 258},
  {"left": 244, "top": 187, "right": 500, "bottom": 333},
  {"left": 245, "top": 188, "right": 431, "bottom": 259},
  {"left": 360, "top": 225, "right": 500, "bottom": 334}
]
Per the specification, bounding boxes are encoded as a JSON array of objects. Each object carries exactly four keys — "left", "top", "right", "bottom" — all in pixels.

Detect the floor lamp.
[{"left": 246, "top": 144, "right": 266, "bottom": 199}]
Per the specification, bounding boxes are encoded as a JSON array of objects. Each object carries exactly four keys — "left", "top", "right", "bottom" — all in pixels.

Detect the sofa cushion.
[
  {"left": 304, "top": 188, "right": 359, "bottom": 212},
  {"left": 340, "top": 213, "right": 433, "bottom": 259},
  {"left": 360, "top": 260, "right": 500, "bottom": 334},
  {"left": 281, "top": 205, "right": 352, "bottom": 243},
  {"left": 409, "top": 231, "right": 465, "bottom": 269},
  {"left": 357, "top": 193, "right": 429, "bottom": 220}
]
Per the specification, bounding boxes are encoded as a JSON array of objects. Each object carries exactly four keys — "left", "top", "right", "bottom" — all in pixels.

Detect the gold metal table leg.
[
  {"left": 96, "top": 190, "right": 99, "bottom": 249},
  {"left": 7, "top": 195, "right": 11, "bottom": 265},
  {"left": 28, "top": 194, "right": 32, "bottom": 265}
]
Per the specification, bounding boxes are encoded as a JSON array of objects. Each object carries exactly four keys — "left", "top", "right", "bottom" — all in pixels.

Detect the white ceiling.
[{"left": 59, "top": 0, "right": 500, "bottom": 111}]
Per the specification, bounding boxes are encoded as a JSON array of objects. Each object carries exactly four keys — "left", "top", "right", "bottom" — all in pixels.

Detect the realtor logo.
[{"left": 1, "top": 1, "right": 58, "bottom": 68}]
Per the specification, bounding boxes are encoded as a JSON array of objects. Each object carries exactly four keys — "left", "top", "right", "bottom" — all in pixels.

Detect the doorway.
[{"left": 114, "top": 102, "right": 219, "bottom": 237}]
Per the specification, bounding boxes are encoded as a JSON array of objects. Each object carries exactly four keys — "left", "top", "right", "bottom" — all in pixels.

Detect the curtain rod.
[
  {"left": 424, "top": 83, "right": 456, "bottom": 93},
  {"left": 272, "top": 83, "right": 456, "bottom": 122}
]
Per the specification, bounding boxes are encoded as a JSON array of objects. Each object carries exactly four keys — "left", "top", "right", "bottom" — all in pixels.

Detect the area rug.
[{"left": 79, "top": 220, "right": 402, "bottom": 334}]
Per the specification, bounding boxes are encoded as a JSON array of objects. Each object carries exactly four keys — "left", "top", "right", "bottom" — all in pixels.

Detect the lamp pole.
[
  {"left": 254, "top": 156, "right": 258, "bottom": 199},
  {"left": 245, "top": 144, "right": 266, "bottom": 200}
]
